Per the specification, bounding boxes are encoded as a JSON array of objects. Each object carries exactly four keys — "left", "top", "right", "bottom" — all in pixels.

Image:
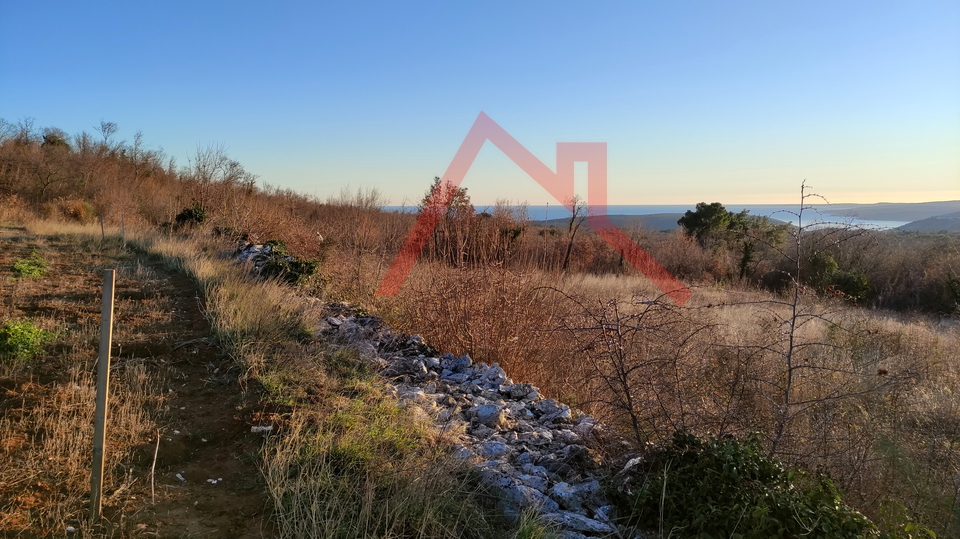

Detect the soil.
[{"left": 0, "top": 230, "right": 277, "bottom": 538}]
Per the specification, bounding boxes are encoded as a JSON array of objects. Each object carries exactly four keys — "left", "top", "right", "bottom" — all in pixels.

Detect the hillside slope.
[{"left": 898, "top": 210, "right": 960, "bottom": 232}]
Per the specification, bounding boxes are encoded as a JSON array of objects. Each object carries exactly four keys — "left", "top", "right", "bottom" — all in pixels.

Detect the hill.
[
  {"left": 536, "top": 213, "right": 684, "bottom": 231},
  {"left": 898, "top": 210, "right": 960, "bottom": 232},
  {"left": 821, "top": 200, "right": 960, "bottom": 221},
  {"left": 534, "top": 212, "right": 791, "bottom": 232}
]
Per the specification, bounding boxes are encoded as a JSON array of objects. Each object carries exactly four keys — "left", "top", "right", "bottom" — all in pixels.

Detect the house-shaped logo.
[{"left": 376, "top": 112, "right": 692, "bottom": 306}]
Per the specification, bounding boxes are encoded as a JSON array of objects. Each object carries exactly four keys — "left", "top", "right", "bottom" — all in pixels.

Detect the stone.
[
  {"left": 517, "top": 473, "right": 548, "bottom": 492},
  {"left": 542, "top": 512, "right": 614, "bottom": 534},
  {"left": 451, "top": 444, "right": 477, "bottom": 463},
  {"left": 471, "top": 403, "right": 509, "bottom": 428},
  {"left": 482, "top": 364, "right": 508, "bottom": 386},
  {"left": 550, "top": 482, "right": 583, "bottom": 511},
  {"left": 534, "top": 398, "right": 572, "bottom": 421},
  {"left": 556, "top": 429, "right": 580, "bottom": 444},
  {"left": 444, "top": 354, "right": 472, "bottom": 373},
  {"left": 470, "top": 424, "right": 495, "bottom": 439},
  {"left": 477, "top": 440, "right": 511, "bottom": 459}
]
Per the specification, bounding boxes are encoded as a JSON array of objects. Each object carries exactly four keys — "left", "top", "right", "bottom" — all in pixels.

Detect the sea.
[{"left": 384, "top": 204, "right": 910, "bottom": 230}]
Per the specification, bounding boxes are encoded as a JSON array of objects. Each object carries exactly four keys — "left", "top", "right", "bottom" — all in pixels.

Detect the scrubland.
[{"left": 1, "top": 120, "right": 958, "bottom": 537}]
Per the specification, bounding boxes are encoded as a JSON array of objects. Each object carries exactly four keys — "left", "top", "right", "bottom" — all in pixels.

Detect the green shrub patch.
[
  {"left": 0, "top": 319, "right": 55, "bottom": 364},
  {"left": 11, "top": 249, "right": 47, "bottom": 278},
  {"left": 612, "top": 432, "right": 879, "bottom": 539}
]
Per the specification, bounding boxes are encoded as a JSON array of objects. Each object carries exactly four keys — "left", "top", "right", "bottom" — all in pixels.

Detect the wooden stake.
[
  {"left": 150, "top": 429, "right": 160, "bottom": 505},
  {"left": 90, "top": 269, "right": 115, "bottom": 521}
]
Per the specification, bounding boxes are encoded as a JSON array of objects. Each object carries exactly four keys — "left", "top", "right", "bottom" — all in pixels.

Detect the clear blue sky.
[{"left": 2, "top": 1, "right": 958, "bottom": 205}]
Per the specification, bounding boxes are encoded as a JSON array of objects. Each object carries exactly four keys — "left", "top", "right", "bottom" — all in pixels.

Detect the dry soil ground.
[{"left": 0, "top": 229, "right": 276, "bottom": 538}]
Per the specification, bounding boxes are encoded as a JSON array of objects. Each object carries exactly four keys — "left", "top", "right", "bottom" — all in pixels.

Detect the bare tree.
[
  {"left": 94, "top": 120, "right": 118, "bottom": 146},
  {"left": 561, "top": 195, "right": 587, "bottom": 272}
]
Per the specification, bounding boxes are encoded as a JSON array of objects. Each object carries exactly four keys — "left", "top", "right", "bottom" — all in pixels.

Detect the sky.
[{"left": 1, "top": 1, "right": 958, "bottom": 206}]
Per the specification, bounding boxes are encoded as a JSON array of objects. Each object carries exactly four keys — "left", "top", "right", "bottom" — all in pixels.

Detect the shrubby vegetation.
[
  {"left": 10, "top": 249, "right": 47, "bottom": 278},
  {"left": 1, "top": 118, "right": 958, "bottom": 537},
  {"left": 613, "top": 432, "right": 882, "bottom": 539},
  {"left": 0, "top": 318, "right": 54, "bottom": 364}
]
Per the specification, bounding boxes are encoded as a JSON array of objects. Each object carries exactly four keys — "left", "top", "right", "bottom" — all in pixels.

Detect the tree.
[
  {"left": 561, "top": 195, "right": 587, "bottom": 272},
  {"left": 94, "top": 120, "right": 117, "bottom": 146},
  {"left": 418, "top": 177, "right": 475, "bottom": 266},
  {"left": 418, "top": 176, "right": 473, "bottom": 220},
  {"left": 678, "top": 202, "right": 732, "bottom": 245},
  {"left": 41, "top": 128, "right": 70, "bottom": 149},
  {"left": 679, "top": 202, "right": 788, "bottom": 279}
]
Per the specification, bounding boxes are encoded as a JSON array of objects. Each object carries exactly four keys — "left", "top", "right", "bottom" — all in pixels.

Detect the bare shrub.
[
  {"left": 381, "top": 263, "right": 571, "bottom": 394},
  {"left": 554, "top": 293, "right": 733, "bottom": 445}
]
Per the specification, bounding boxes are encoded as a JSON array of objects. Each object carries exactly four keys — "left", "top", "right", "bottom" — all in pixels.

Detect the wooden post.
[
  {"left": 121, "top": 214, "right": 126, "bottom": 247},
  {"left": 90, "top": 269, "right": 115, "bottom": 521}
]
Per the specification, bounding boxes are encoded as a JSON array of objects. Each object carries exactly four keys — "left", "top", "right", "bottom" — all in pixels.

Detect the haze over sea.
[{"left": 385, "top": 204, "right": 911, "bottom": 230}]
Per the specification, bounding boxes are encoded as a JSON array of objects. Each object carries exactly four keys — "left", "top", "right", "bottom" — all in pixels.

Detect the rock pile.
[
  {"left": 317, "top": 313, "right": 625, "bottom": 539},
  {"left": 234, "top": 243, "right": 283, "bottom": 275}
]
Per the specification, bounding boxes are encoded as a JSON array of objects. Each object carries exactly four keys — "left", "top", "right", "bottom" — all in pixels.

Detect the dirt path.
[
  {"left": 124, "top": 260, "right": 274, "bottom": 538},
  {"left": 0, "top": 231, "right": 275, "bottom": 538}
]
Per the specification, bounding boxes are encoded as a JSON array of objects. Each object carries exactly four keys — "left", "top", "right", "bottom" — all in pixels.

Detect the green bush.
[
  {"left": 11, "top": 249, "right": 47, "bottom": 278},
  {"left": 0, "top": 319, "right": 55, "bottom": 364},
  {"left": 833, "top": 270, "right": 871, "bottom": 300},
  {"left": 175, "top": 202, "right": 206, "bottom": 226},
  {"left": 612, "top": 431, "right": 879, "bottom": 539},
  {"left": 259, "top": 240, "right": 322, "bottom": 286}
]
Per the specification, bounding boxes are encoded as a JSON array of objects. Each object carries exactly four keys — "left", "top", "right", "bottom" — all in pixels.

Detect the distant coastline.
[{"left": 384, "top": 201, "right": 960, "bottom": 231}]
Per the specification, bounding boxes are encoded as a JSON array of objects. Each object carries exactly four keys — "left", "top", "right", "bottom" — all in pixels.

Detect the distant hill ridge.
[
  {"left": 535, "top": 213, "right": 686, "bottom": 231},
  {"left": 821, "top": 200, "right": 960, "bottom": 221},
  {"left": 531, "top": 200, "right": 960, "bottom": 232},
  {"left": 898, "top": 211, "right": 960, "bottom": 233}
]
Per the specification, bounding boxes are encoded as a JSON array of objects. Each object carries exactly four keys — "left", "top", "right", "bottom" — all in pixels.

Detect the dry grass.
[
  {"left": 368, "top": 254, "right": 960, "bottom": 536},
  {"left": 262, "top": 378, "right": 542, "bottom": 539},
  {"left": 0, "top": 230, "right": 163, "bottom": 535}
]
